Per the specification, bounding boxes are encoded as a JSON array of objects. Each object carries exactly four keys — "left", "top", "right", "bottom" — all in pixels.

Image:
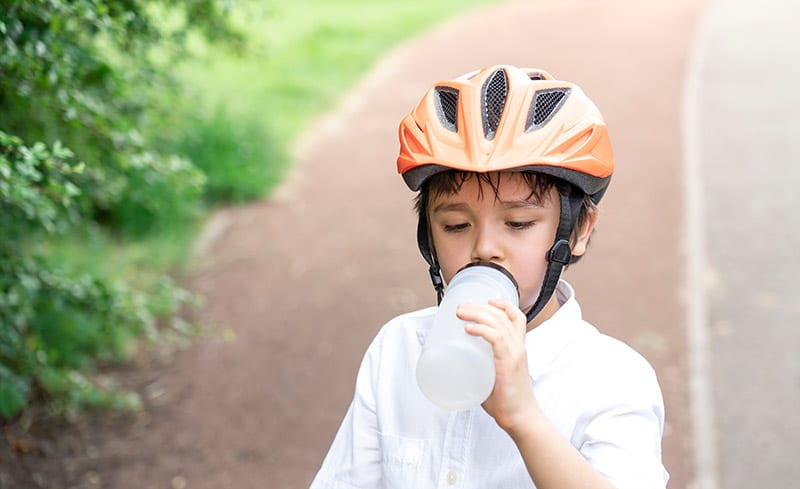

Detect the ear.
[{"left": 570, "top": 208, "right": 599, "bottom": 257}]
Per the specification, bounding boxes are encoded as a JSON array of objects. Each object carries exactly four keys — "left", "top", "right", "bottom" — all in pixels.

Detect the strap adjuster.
[
  {"left": 429, "top": 265, "right": 445, "bottom": 304},
  {"left": 548, "top": 239, "right": 572, "bottom": 266}
]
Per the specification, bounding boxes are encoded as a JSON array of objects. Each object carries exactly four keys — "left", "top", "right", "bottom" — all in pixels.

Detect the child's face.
[{"left": 428, "top": 173, "right": 564, "bottom": 314}]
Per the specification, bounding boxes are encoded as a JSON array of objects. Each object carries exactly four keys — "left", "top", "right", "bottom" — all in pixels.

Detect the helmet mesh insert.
[
  {"left": 526, "top": 88, "right": 570, "bottom": 132},
  {"left": 482, "top": 69, "right": 508, "bottom": 140},
  {"left": 434, "top": 87, "right": 459, "bottom": 132}
]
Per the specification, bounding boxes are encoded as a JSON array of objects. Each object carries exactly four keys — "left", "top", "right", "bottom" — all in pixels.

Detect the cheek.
[
  {"left": 428, "top": 233, "right": 456, "bottom": 282},
  {"left": 436, "top": 250, "right": 465, "bottom": 285},
  {"left": 513, "top": 249, "right": 551, "bottom": 307}
]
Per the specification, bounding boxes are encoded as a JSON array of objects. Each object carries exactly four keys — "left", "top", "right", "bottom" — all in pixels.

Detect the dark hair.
[{"left": 414, "top": 171, "right": 597, "bottom": 263}]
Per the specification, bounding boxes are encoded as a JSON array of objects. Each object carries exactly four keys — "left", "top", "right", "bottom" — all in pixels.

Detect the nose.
[{"left": 471, "top": 225, "right": 503, "bottom": 263}]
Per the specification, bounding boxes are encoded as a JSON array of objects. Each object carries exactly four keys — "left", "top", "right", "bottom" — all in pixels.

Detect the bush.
[
  {"left": 0, "top": 0, "right": 238, "bottom": 419},
  {"left": 172, "top": 107, "right": 287, "bottom": 204},
  {"left": 0, "top": 132, "right": 195, "bottom": 418},
  {"left": 0, "top": 0, "right": 231, "bottom": 236}
]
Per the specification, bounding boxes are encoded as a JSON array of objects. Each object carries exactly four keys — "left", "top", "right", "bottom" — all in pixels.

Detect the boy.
[{"left": 310, "top": 65, "right": 668, "bottom": 488}]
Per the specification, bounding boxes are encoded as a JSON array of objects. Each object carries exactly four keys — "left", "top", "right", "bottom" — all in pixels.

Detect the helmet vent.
[
  {"left": 434, "top": 87, "right": 459, "bottom": 132},
  {"left": 526, "top": 88, "right": 571, "bottom": 132},
  {"left": 481, "top": 69, "right": 508, "bottom": 140}
]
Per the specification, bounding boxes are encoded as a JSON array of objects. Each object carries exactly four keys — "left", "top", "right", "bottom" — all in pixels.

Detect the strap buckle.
[{"left": 548, "top": 239, "right": 572, "bottom": 266}]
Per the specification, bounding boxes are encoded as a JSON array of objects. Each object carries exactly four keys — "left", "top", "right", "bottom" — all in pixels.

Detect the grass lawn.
[
  {"left": 180, "top": 0, "right": 498, "bottom": 143},
  {"left": 57, "top": 0, "right": 499, "bottom": 290}
]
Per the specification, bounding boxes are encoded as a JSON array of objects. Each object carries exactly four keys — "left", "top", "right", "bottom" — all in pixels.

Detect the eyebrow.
[
  {"left": 432, "top": 202, "right": 469, "bottom": 214},
  {"left": 431, "top": 199, "right": 543, "bottom": 214},
  {"left": 500, "top": 199, "right": 544, "bottom": 209}
]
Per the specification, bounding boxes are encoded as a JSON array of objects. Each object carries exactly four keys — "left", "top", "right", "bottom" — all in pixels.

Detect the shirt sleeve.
[
  {"left": 573, "top": 352, "right": 670, "bottom": 489},
  {"left": 309, "top": 330, "right": 385, "bottom": 489}
]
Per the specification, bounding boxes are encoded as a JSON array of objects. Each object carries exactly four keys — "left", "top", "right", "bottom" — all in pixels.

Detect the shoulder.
[
  {"left": 555, "top": 286, "right": 658, "bottom": 382},
  {"left": 383, "top": 306, "right": 437, "bottom": 329},
  {"left": 593, "top": 331, "right": 658, "bottom": 381},
  {"left": 354, "top": 307, "right": 437, "bottom": 408},
  {"left": 537, "top": 315, "right": 663, "bottom": 411},
  {"left": 365, "top": 306, "right": 436, "bottom": 356},
  {"left": 568, "top": 324, "right": 660, "bottom": 388},
  {"left": 584, "top": 328, "right": 654, "bottom": 369},
  {"left": 564, "top": 325, "right": 666, "bottom": 429}
]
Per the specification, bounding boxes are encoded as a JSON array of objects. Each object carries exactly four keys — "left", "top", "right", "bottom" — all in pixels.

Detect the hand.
[{"left": 456, "top": 299, "right": 543, "bottom": 435}]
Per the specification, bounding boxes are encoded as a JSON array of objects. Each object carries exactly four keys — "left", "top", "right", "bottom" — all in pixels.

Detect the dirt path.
[{"left": 3, "top": 1, "right": 706, "bottom": 488}]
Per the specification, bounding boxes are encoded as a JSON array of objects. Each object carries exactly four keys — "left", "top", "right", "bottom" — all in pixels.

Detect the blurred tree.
[{"left": 0, "top": 0, "right": 240, "bottom": 418}]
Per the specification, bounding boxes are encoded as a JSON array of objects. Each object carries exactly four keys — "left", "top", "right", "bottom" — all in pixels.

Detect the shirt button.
[{"left": 446, "top": 470, "right": 458, "bottom": 485}]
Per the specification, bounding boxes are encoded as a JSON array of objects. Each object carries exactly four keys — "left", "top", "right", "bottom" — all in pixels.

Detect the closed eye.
[
  {"left": 507, "top": 221, "right": 535, "bottom": 230},
  {"left": 443, "top": 223, "right": 470, "bottom": 233}
]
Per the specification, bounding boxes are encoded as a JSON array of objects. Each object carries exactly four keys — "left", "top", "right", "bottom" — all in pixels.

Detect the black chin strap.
[
  {"left": 417, "top": 198, "right": 445, "bottom": 303},
  {"left": 525, "top": 186, "right": 583, "bottom": 324}
]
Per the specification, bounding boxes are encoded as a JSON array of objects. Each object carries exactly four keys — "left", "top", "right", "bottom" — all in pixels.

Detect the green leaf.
[{"left": 0, "top": 363, "right": 31, "bottom": 419}]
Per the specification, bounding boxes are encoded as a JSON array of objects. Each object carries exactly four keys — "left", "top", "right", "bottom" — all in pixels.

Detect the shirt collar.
[{"left": 524, "top": 280, "right": 586, "bottom": 381}]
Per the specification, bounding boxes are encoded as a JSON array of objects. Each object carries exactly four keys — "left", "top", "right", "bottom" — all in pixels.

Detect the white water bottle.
[{"left": 416, "top": 262, "right": 519, "bottom": 411}]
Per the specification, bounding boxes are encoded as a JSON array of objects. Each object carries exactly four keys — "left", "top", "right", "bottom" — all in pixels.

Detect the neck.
[{"left": 526, "top": 292, "right": 562, "bottom": 331}]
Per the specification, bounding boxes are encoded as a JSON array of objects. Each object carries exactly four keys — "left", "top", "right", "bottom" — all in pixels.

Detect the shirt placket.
[{"left": 437, "top": 409, "right": 473, "bottom": 488}]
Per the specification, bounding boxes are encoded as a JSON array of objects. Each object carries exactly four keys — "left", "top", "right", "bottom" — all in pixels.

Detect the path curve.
[{"left": 80, "top": 1, "right": 706, "bottom": 488}]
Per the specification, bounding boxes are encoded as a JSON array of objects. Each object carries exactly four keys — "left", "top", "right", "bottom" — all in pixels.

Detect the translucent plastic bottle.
[{"left": 416, "top": 262, "right": 519, "bottom": 411}]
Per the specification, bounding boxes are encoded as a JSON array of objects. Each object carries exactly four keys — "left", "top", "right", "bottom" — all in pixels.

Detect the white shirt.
[{"left": 310, "top": 281, "right": 668, "bottom": 489}]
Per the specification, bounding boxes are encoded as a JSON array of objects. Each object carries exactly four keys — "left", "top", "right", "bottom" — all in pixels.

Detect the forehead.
[{"left": 428, "top": 172, "right": 557, "bottom": 207}]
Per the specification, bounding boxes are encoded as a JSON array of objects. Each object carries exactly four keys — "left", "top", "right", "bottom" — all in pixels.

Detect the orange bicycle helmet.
[{"left": 396, "top": 65, "right": 615, "bottom": 322}]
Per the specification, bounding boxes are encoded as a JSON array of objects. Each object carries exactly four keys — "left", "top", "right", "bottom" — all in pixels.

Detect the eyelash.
[
  {"left": 443, "top": 223, "right": 469, "bottom": 233},
  {"left": 441, "top": 221, "right": 535, "bottom": 233},
  {"left": 507, "top": 221, "right": 535, "bottom": 230}
]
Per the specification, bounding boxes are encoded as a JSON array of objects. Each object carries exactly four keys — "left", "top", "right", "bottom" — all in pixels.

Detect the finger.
[
  {"left": 463, "top": 320, "right": 502, "bottom": 345},
  {"left": 463, "top": 320, "right": 518, "bottom": 362},
  {"left": 456, "top": 303, "right": 511, "bottom": 332},
  {"left": 488, "top": 299, "right": 528, "bottom": 332},
  {"left": 458, "top": 305, "right": 517, "bottom": 359}
]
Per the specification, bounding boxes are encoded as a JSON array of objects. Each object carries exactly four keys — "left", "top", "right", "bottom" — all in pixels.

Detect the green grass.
[
  {"left": 39, "top": 224, "right": 198, "bottom": 288},
  {"left": 178, "top": 0, "right": 498, "bottom": 145},
  {"left": 57, "top": 0, "right": 498, "bottom": 294},
  {"left": 144, "top": 0, "right": 496, "bottom": 269}
]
